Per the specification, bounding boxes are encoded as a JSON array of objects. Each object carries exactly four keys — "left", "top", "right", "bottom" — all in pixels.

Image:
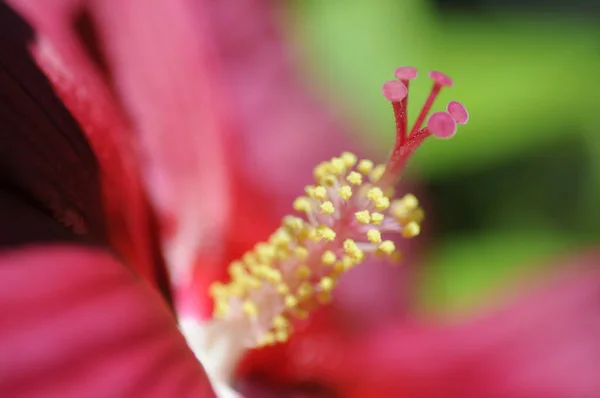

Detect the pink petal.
[
  {"left": 0, "top": 246, "right": 215, "bottom": 397},
  {"left": 204, "top": 0, "right": 362, "bottom": 204},
  {"left": 237, "top": 252, "right": 600, "bottom": 398},
  {"left": 355, "top": 253, "right": 600, "bottom": 398}
]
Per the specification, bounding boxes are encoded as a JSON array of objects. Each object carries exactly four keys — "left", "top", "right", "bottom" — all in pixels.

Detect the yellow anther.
[
  {"left": 332, "top": 260, "right": 345, "bottom": 273},
  {"left": 338, "top": 185, "right": 353, "bottom": 200},
  {"left": 297, "top": 282, "right": 313, "bottom": 300},
  {"left": 245, "top": 276, "right": 262, "bottom": 289},
  {"left": 250, "top": 265, "right": 269, "bottom": 278},
  {"left": 242, "top": 300, "right": 259, "bottom": 318},
  {"left": 305, "top": 185, "right": 316, "bottom": 197},
  {"left": 228, "top": 261, "right": 246, "bottom": 278},
  {"left": 402, "top": 194, "right": 419, "bottom": 210},
  {"left": 313, "top": 162, "right": 331, "bottom": 180},
  {"left": 346, "top": 171, "right": 363, "bottom": 185},
  {"left": 321, "top": 174, "right": 338, "bottom": 187},
  {"left": 285, "top": 295, "right": 298, "bottom": 308},
  {"left": 293, "top": 197, "right": 312, "bottom": 213},
  {"left": 375, "top": 196, "right": 391, "bottom": 210},
  {"left": 317, "top": 226, "right": 336, "bottom": 241},
  {"left": 330, "top": 157, "right": 346, "bottom": 175},
  {"left": 264, "top": 269, "right": 282, "bottom": 284},
  {"left": 371, "top": 212, "right": 385, "bottom": 224},
  {"left": 272, "top": 315, "right": 289, "bottom": 330},
  {"left": 242, "top": 252, "right": 257, "bottom": 265},
  {"left": 370, "top": 164, "right": 386, "bottom": 182},
  {"left": 341, "top": 255, "right": 356, "bottom": 271},
  {"left": 402, "top": 221, "right": 421, "bottom": 238},
  {"left": 313, "top": 186, "right": 328, "bottom": 200},
  {"left": 367, "top": 187, "right": 384, "bottom": 201},
  {"left": 355, "top": 210, "right": 371, "bottom": 224},
  {"left": 343, "top": 239, "right": 364, "bottom": 261},
  {"left": 276, "top": 248, "right": 291, "bottom": 261},
  {"left": 275, "top": 329, "right": 289, "bottom": 343},
  {"left": 307, "top": 228, "right": 320, "bottom": 241},
  {"left": 378, "top": 240, "right": 396, "bottom": 255},
  {"left": 269, "top": 229, "right": 291, "bottom": 247},
  {"left": 367, "top": 229, "right": 382, "bottom": 243},
  {"left": 341, "top": 152, "right": 357, "bottom": 168},
  {"left": 390, "top": 200, "right": 408, "bottom": 218},
  {"left": 261, "top": 332, "right": 276, "bottom": 346},
  {"left": 357, "top": 159, "right": 374, "bottom": 175},
  {"left": 209, "top": 282, "right": 227, "bottom": 296},
  {"left": 283, "top": 216, "right": 304, "bottom": 232},
  {"left": 317, "top": 291, "right": 332, "bottom": 304},
  {"left": 296, "top": 265, "right": 311, "bottom": 279},
  {"left": 293, "top": 246, "right": 309, "bottom": 260},
  {"left": 276, "top": 283, "right": 290, "bottom": 295},
  {"left": 255, "top": 243, "right": 276, "bottom": 260},
  {"left": 319, "top": 277, "right": 335, "bottom": 292},
  {"left": 321, "top": 250, "right": 337, "bottom": 265},
  {"left": 228, "top": 284, "right": 245, "bottom": 297},
  {"left": 213, "top": 301, "right": 229, "bottom": 318},
  {"left": 320, "top": 201, "right": 335, "bottom": 215}
]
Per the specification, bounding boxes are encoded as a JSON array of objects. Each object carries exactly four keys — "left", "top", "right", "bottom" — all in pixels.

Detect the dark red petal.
[
  {"left": 7, "top": 0, "right": 178, "bottom": 293},
  {"left": 0, "top": 246, "right": 216, "bottom": 397}
]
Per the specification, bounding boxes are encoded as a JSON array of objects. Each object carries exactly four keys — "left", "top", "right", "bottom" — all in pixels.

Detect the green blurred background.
[{"left": 283, "top": 0, "right": 600, "bottom": 317}]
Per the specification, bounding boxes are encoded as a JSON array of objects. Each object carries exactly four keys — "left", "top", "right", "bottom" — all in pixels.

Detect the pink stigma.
[
  {"left": 448, "top": 101, "right": 469, "bottom": 124},
  {"left": 382, "top": 81, "right": 408, "bottom": 102},
  {"left": 394, "top": 66, "right": 418, "bottom": 81},
  {"left": 379, "top": 66, "right": 469, "bottom": 184},
  {"left": 428, "top": 112, "right": 457, "bottom": 138},
  {"left": 429, "top": 71, "right": 454, "bottom": 87}
]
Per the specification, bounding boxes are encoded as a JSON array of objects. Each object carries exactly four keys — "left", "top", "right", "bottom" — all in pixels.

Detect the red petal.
[
  {"left": 0, "top": 246, "right": 215, "bottom": 397},
  {"left": 237, "top": 253, "right": 600, "bottom": 398}
]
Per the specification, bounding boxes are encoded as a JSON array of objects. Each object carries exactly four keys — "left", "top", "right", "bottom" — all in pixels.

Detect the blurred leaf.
[
  {"left": 286, "top": 0, "right": 600, "bottom": 179},
  {"left": 413, "top": 229, "right": 581, "bottom": 317}
]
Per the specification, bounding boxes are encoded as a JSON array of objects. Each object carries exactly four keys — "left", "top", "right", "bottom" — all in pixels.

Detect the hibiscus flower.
[{"left": 3, "top": 1, "right": 599, "bottom": 398}]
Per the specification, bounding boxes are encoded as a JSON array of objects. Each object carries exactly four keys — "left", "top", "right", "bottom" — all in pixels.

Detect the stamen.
[{"left": 209, "top": 66, "right": 469, "bottom": 350}]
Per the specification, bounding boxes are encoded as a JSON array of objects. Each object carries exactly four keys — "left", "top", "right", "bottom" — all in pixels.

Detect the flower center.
[{"left": 208, "top": 66, "right": 469, "bottom": 348}]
